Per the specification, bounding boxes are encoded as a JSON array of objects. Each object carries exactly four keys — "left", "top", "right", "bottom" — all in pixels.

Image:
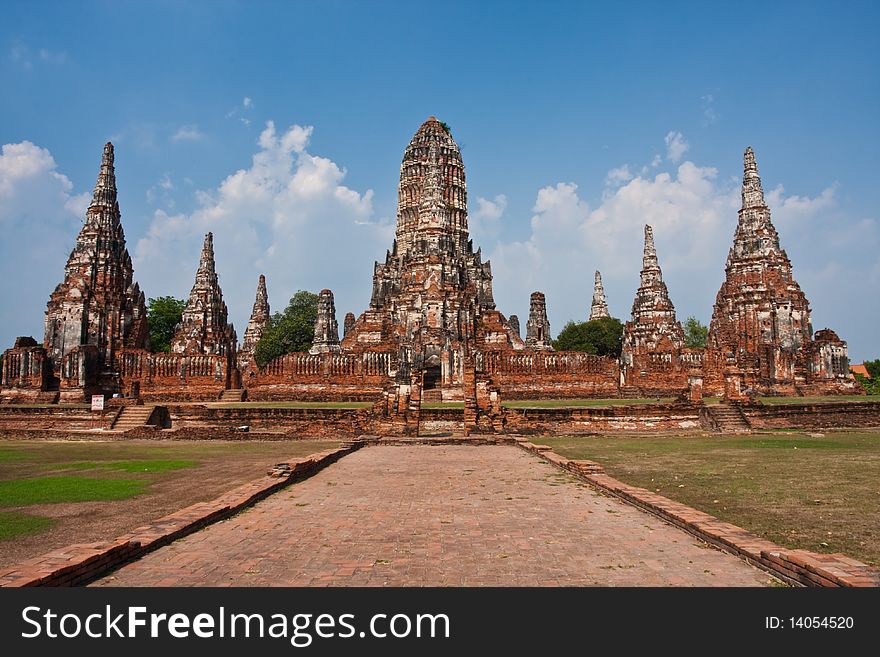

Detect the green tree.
[
  {"left": 552, "top": 317, "right": 624, "bottom": 357},
  {"left": 684, "top": 316, "right": 708, "bottom": 349},
  {"left": 855, "top": 359, "right": 880, "bottom": 395},
  {"left": 864, "top": 359, "right": 880, "bottom": 380},
  {"left": 254, "top": 290, "right": 320, "bottom": 367},
  {"left": 147, "top": 296, "right": 185, "bottom": 353}
]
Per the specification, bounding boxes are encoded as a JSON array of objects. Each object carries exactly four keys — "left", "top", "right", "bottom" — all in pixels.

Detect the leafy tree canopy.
[
  {"left": 254, "top": 290, "right": 319, "bottom": 368},
  {"left": 684, "top": 316, "right": 708, "bottom": 349},
  {"left": 864, "top": 359, "right": 880, "bottom": 380},
  {"left": 552, "top": 317, "right": 624, "bottom": 357},
  {"left": 147, "top": 296, "right": 185, "bottom": 353},
  {"left": 856, "top": 359, "right": 880, "bottom": 395}
]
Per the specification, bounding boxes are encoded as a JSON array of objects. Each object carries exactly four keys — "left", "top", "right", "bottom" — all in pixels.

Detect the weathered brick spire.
[
  {"left": 620, "top": 225, "right": 686, "bottom": 390},
  {"left": 525, "top": 292, "right": 553, "bottom": 351},
  {"left": 310, "top": 289, "right": 340, "bottom": 354},
  {"left": 741, "top": 146, "right": 766, "bottom": 209},
  {"left": 171, "top": 232, "right": 237, "bottom": 356},
  {"left": 589, "top": 270, "right": 610, "bottom": 320},
  {"left": 239, "top": 274, "right": 270, "bottom": 365},
  {"left": 91, "top": 142, "right": 118, "bottom": 209},
  {"left": 705, "top": 147, "right": 816, "bottom": 393},
  {"left": 727, "top": 146, "right": 786, "bottom": 264},
  {"left": 623, "top": 225, "right": 684, "bottom": 351},
  {"left": 44, "top": 142, "right": 149, "bottom": 370}
]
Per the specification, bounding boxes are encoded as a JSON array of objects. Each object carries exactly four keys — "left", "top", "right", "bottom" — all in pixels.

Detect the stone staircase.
[
  {"left": 705, "top": 403, "right": 751, "bottom": 433},
  {"left": 219, "top": 389, "right": 246, "bottom": 402},
  {"left": 110, "top": 405, "right": 156, "bottom": 432}
]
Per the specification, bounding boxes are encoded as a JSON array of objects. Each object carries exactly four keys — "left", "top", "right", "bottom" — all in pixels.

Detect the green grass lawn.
[
  {"left": 539, "top": 431, "right": 880, "bottom": 566},
  {"left": 759, "top": 395, "right": 878, "bottom": 405},
  {"left": 0, "top": 439, "right": 341, "bottom": 554},
  {"left": 0, "top": 511, "right": 55, "bottom": 540},
  {"left": 0, "top": 476, "right": 148, "bottom": 506},
  {"left": 209, "top": 401, "right": 371, "bottom": 409},
  {"left": 503, "top": 398, "right": 675, "bottom": 408}
]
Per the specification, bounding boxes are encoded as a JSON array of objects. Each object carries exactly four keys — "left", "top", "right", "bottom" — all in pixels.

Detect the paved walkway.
[{"left": 93, "top": 446, "right": 773, "bottom": 586}]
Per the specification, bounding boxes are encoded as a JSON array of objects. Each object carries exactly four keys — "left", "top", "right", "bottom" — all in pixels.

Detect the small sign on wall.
[{"left": 91, "top": 395, "right": 104, "bottom": 411}]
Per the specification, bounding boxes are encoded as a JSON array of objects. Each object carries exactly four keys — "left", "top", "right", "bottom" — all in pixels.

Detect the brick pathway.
[{"left": 93, "top": 446, "right": 774, "bottom": 586}]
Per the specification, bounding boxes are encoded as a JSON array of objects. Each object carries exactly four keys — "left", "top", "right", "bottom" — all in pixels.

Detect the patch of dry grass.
[{"left": 540, "top": 431, "right": 880, "bottom": 566}]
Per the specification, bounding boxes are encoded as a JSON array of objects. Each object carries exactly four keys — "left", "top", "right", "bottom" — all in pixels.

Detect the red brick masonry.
[{"left": 515, "top": 438, "right": 879, "bottom": 587}]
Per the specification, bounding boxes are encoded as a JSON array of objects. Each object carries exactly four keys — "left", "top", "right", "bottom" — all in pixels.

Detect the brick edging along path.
[
  {"left": 514, "top": 437, "right": 880, "bottom": 587},
  {"left": 0, "top": 441, "right": 366, "bottom": 587}
]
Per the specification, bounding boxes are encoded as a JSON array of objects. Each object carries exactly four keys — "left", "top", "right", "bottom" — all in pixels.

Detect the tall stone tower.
[
  {"left": 238, "top": 274, "right": 270, "bottom": 367},
  {"left": 704, "top": 147, "right": 850, "bottom": 394},
  {"left": 620, "top": 225, "right": 686, "bottom": 388},
  {"left": 44, "top": 142, "right": 149, "bottom": 372},
  {"left": 525, "top": 292, "right": 553, "bottom": 351},
  {"left": 310, "top": 289, "right": 341, "bottom": 354},
  {"left": 171, "top": 232, "right": 237, "bottom": 356},
  {"left": 589, "top": 270, "right": 610, "bottom": 320},
  {"left": 345, "top": 117, "right": 521, "bottom": 375}
]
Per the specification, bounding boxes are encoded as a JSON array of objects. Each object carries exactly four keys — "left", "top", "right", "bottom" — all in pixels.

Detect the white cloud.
[
  {"left": 605, "top": 165, "right": 632, "bottom": 187},
  {"left": 665, "top": 131, "right": 689, "bottom": 162},
  {"left": 469, "top": 194, "right": 507, "bottom": 242},
  {"left": 146, "top": 173, "right": 175, "bottom": 208},
  {"left": 226, "top": 97, "right": 255, "bottom": 127},
  {"left": 172, "top": 125, "right": 205, "bottom": 142},
  {"left": 0, "top": 142, "right": 89, "bottom": 346},
  {"left": 8, "top": 43, "right": 67, "bottom": 69},
  {"left": 134, "top": 121, "right": 392, "bottom": 334},
  {"left": 701, "top": 94, "right": 717, "bottom": 125}
]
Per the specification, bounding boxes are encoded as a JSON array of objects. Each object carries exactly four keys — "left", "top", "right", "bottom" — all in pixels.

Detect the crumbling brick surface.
[{"left": 704, "top": 148, "right": 858, "bottom": 397}]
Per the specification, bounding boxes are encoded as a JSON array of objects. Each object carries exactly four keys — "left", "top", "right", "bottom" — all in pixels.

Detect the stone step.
[
  {"left": 110, "top": 405, "right": 156, "bottom": 431},
  {"left": 707, "top": 404, "right": 751, "bottom": 433}
]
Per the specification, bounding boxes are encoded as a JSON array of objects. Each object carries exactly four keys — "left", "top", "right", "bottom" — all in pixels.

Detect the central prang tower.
[{"left": 344, "top": 117, "right": 521, "bottom": 382}]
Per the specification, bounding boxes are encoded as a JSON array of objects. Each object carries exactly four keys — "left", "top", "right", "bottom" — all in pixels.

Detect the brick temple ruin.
[{"left": 0, "top": 119, "right": 861, "bottom": 410}]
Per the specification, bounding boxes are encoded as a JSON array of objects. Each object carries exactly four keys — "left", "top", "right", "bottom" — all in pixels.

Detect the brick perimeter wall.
[
  {"left": 744, "top": 401, "right": 880, "bottom": 429},
  {"left": 503, "top": 404, "right": 703, "bottom": 434}
]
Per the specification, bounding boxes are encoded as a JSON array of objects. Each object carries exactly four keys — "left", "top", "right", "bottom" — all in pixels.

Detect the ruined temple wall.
[
  {"left": 0, "top": 406, "right": 104, "bottom": 431},
  {"left": 479, "top": 350, "right": 620, "bottom": 399},
  {"left": 245, "top": 350, "right": 396, "bottom": 401},
  {"left": 743, "top": 402, "right": 880, "bottom": 430},
  {"left": 168, "top": 405, "right": 372, "bottom": 438},
  {"left": 503, "top": 404, "right": 703, "bottom": 434},
  {"left": 115, "top": 350, "right": 231, "bottom": 402}
]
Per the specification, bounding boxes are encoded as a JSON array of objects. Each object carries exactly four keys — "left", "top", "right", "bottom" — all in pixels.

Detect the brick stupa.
[
  {"left": 171, "top": 232, "right": 237, "bottom": 357},
  {"left": 44, "top": 142, "right": 149, "bottom": 373},
  {"left": 703, "top": 147, "right": 852, "bottom": 395}
]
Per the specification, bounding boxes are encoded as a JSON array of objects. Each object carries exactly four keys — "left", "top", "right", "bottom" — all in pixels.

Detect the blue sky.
[{"left": 1, "top": 0, "right": 878, "bottom": 360}]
